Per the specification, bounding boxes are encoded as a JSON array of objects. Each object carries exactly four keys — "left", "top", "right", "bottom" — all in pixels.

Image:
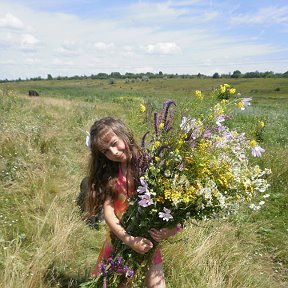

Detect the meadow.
[{"left": 0, "top": 77, "right": 287, "bottom": 287}]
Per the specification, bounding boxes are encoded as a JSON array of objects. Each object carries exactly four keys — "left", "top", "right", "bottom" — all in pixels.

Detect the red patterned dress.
[{"left": 90, "top": 166, "right": 162, "bottom": 277}]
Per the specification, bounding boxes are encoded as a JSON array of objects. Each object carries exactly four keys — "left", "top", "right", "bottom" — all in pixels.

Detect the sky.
[{"left": 0, "top": 0, "right": 288, "bottom": 80}]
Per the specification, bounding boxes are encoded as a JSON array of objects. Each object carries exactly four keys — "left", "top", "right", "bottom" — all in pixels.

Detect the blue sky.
[{"left": 0, "top": 0, "right": 288, "bottom": 79}]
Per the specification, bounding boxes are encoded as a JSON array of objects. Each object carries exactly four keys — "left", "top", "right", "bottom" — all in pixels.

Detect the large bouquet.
[{"left": 81, "top": 84, "right": 270, "bottom": 287}]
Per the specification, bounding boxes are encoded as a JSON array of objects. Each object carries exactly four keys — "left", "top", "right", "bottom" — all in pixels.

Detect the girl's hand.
[
  {"left": 149, "top": 227, "right": 178, "bottom": 242},
  {"left": 127, "top": 236, "right": 153, "bottom": 254}
]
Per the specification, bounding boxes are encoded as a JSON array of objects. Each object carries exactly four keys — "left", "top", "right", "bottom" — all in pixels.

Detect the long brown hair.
[{"left": 85, "top": 117, "right": 145, "bottom": 218}]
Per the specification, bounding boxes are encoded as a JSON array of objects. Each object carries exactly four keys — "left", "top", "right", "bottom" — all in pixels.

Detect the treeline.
[{"left": 1, "top": 70, "right": 288, "bottom": 83}]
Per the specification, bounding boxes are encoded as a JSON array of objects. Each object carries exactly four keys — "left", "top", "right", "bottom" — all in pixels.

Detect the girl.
[{"left": 85, "top": 117, "right": 178, "bottom": 288}]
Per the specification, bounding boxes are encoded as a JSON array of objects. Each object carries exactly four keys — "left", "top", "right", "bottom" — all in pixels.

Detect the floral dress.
[{"left": 90, "top": 166, "right": 162, "bottom": 277}]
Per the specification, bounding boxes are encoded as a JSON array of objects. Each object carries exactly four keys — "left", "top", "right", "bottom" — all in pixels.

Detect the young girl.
[{"left": 85, "top": 117, "right": 179, "bottom": 288}]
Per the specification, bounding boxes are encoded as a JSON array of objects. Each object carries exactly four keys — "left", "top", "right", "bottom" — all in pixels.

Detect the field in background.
[{"left": 0, "top": 78, "right": 287, "bottom": 287}]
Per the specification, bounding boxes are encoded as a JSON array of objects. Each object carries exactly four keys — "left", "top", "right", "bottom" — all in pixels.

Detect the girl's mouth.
[{"left": 118, "top": 153, "right": 125, "bottom": 160}]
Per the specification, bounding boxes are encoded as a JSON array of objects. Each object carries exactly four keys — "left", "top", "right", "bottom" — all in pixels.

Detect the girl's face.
[{"left": 98, "top": 130, "right": 128, "bottom": 163}]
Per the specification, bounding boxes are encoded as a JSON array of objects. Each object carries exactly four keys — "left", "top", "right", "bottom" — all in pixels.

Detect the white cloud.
[
  {"left": 21, "top": 33, "right": 38, "bottom": 46},
  {"left": 24, "top": 57, "right": 40, "bottom": 64},
  {"left": 55, "top": 44, "right": 79, "bottom": 56},
  {"left": 143, "top": 42, "right": 181, "bottom": 55},
  {"left": 0, "top": 13, "right": 23, "bottom": 29},
  {"left": 52, "top": 58, "right": 74, "bottom": 66},
  {"left": 0, "top": 1, "right": 287, "bottom": 79},
  {"left": 20, "top": 33, "right": 39, "bottom": 51},
  {"left": 93, "top": 42, "right": 114, "bottom": 50},
  {"left": 126, "top": 1, "right": 189, "bottom": 23},
  {"left": 231, "top": 6, "right": 288, "bottom": 25}
]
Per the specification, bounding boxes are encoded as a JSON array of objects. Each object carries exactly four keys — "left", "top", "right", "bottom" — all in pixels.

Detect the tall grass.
[{"left": 1, "top": 78, "right": 287, "bottom": 287}]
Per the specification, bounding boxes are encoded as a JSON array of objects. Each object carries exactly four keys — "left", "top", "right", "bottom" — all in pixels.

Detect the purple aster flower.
[
  {"left": 203, "top": 129, "right": 212, "bottom": 138},
  {"left": 240, "top": 97, "right": 252, "bottom": 110},
  {"left": 252, "top": 145, "right": 265, "bottom": 157},
  {"left": 215, "top": 114, "right": 225, "bottom": 126},
  {"left": 137, "top": 177, "right": 149, "bottom": 194},
  {"left": 126, "top": 269, "right": 134, "bottom": 278},
  {"left": 159, "top": 207, "right": 173, "bottom": 221},
  {"left": 177, "top": 162, "right": 184, "bottom": 171},
  {"left": 138, "top": 192, "right": 153, "bottom": 207}
]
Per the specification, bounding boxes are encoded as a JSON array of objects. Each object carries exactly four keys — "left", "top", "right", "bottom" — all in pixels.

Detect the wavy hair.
[{"left": 85, "top": 117, "right": 146, "bottom": 218}]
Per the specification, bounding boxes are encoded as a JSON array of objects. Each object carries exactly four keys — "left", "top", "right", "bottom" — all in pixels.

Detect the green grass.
[{"left": 0, "top": 78, "right": 287, "bottom": 287}]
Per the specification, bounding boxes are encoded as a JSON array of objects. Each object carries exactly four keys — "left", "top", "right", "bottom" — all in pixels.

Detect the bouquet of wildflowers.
[{"left": 82, "top": 84, "right": 270, "bottom": 287}]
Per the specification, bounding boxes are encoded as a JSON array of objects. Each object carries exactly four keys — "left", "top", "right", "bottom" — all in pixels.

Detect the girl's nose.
[{"left": 110, "top": 147, "right": 118, "bottom": 155}]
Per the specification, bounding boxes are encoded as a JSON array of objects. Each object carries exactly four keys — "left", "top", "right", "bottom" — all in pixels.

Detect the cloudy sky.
[{"left": 0, "top": 0, "right": 288, "bottom": 80}]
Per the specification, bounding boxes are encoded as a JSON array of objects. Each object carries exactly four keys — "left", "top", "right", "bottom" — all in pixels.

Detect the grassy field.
[{"left": 0, "top": 77, "right": 287, "bottom": 287}]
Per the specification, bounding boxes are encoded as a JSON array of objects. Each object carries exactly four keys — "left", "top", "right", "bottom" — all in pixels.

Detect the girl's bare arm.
[{"left": 103, "top": 196, "right": 153, "bottom": 254}]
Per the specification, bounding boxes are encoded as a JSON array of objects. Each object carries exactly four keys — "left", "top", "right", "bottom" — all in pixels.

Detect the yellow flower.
[
  {"left": 178, "top": 139, "right": 184, "bottom": 146},
  {"left": 159, "top": 122, "right": 165, "bottom": 130},
  {"left": 219, "top": 175, "right": 229, "bottom": 188},
  {"left": 195, "top": 90, "right": 203, "bottom": 99},
  {"left": 229, "top": 88, "right": 236, "bottom": 94},
  {"left": 181, "top": 133, "right": 188, "bottom": 139},
  {"left": 237, "top": 92, "right": 241, "bottom": 97},
  {"left": 155, "top": 156, "right": 160, "bottom": 162},
  {"left": 185, "top": 156, "right": 193, "bottom": 164},
  {"left": 223, "top": 83, "right": 230, "bottom": 88},
  {"left": 155, "top": 196, "right": 165, "bottom": 204},
  {"left": 154, "top": 141, "right": 161, "bottom": 148},
  {"left": 258, "top": 121, "right": 265, "bottom": 128},
  {"left": 220, "top": 85, "right": 226, "bottom": 94},
  {"left": 237, "top": 102, "right": 244, "bottom": 109},
  {"left": 250, "top": 140, "right": 257, "bottom": 147},
  {"left": 139, "top": 104, "right": 146, "bottom": 113}
]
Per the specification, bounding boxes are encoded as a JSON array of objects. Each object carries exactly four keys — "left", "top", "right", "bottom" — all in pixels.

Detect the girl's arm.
[{"left": 103, "top": 196, "right": 153, "bottom": 254}]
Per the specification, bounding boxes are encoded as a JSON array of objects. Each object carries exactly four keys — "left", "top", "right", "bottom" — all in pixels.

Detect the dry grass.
[
  {"left": 163, "top": 221, "right": 284, "bottom": 287},
  {"left": 1, "top": 83, "right": 287, "bottom": 288}
]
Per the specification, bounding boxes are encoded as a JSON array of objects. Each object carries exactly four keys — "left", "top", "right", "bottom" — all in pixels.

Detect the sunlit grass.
[{"left": 0, "top": 78, "right": 287, "bottom": 287}]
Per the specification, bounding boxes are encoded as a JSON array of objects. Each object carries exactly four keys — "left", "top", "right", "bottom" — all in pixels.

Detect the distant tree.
[
  {"left": 283, "top": 71, "right": 288, "bottom": 78},
  {"left": 159, "top": 71, "right": 163, "bottom": 76},
  {"left": 125, "top": 72, "right": 135, "bottom": 79},
  {"left": 97, "top": 73, "right": 108, "bottom": 79},
  {"left": 47, "top": 74, "right": 53, "bottom": 80},
  {"left": 212, "top": 72, "right": 220, "bottom": 79},
  {"left": 231, "top": 70, "right": 241, "bottom": 78},
  {"left": 263, "top": 71, "right": 274, "bottom": 78},
  {"left": 243, "top": 71, "right": 260, "bottom": 78},
  {"left": 110, "top": 72, "right": 121, "bottom": 78}
]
